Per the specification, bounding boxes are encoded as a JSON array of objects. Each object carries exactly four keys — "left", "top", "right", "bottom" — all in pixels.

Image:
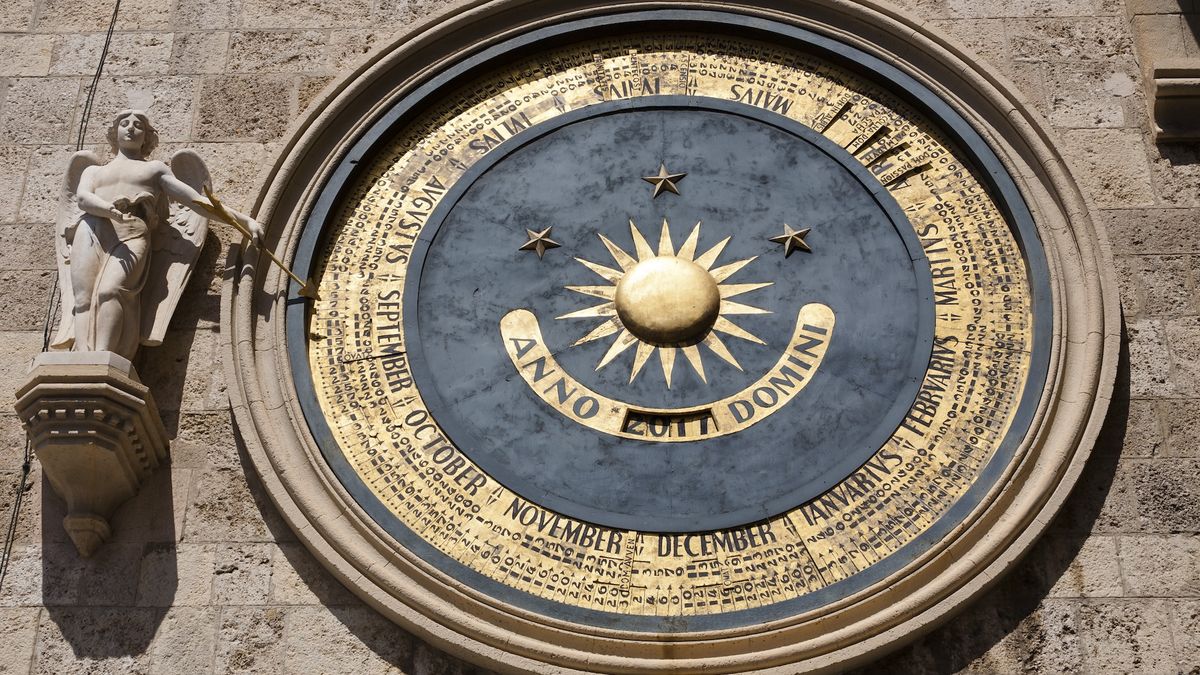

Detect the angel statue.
[{"left": 50, "top": 109, "right": 264, "bottom": 361}]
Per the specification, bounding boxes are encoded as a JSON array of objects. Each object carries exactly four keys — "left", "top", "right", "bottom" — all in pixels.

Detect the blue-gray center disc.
[{"left": 405, "top": 100, "right": 933, "bottom": 532}]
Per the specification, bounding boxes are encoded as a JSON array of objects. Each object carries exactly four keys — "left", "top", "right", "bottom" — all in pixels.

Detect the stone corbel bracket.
[
  {"left": 1152, "top": 60, "right": 1200, "bottom": 140},
  {"left": 1128, "top": 0, "right": 1200, "bottom": 140},
  {"left": 14, "top": 352, "right": 168, "bottom": 556}
]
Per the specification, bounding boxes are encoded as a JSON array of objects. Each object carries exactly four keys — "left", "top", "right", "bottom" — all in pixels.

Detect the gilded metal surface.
[
  {"left": 642, "top": 163, "right": 688, "bottom": 198},
  {"left": 565, "top": 218, "right": 770, "bottom": 382},
  {"left": 518, "top": 226, "right": 562, "bottom": 258},
  {"left": 769, "top": 224, "right": 813, "bottom": 257},
  {"left": 305, "top": 33, "right": 1034, "bottom": 621}
]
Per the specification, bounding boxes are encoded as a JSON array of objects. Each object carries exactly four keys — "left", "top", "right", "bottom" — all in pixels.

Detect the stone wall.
[{"left": 0, "top": 0, "right": 1196, "bottom": 672}]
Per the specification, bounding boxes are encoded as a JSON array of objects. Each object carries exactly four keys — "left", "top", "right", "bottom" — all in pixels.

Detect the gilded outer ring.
[{"left": 222, "top": 0, "right": 1119, "bottom": 672}]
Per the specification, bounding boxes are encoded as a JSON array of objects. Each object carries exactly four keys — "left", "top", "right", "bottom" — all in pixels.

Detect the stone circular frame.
[{"left": 223, "top": 0, "right": 1119, "bottom": 672}]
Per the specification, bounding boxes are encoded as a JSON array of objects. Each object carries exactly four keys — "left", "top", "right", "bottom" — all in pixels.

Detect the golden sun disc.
[{"left": 614, "top": 257, "right": 720, "bottom": 344}]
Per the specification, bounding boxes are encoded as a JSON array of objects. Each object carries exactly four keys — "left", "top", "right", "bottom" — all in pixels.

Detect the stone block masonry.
[{"left": 0, "top": 0, "right": 1197, "bottom": 672}]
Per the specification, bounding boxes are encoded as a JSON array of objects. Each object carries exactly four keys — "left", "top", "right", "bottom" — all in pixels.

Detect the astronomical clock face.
[{"left": 238, "top": 5, "right": 1113, "bottom": 671}]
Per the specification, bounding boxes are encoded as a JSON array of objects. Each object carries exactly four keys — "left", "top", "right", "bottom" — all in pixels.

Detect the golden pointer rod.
[{"left": 196, "top": 186, "right": 320, "bottom": 299}]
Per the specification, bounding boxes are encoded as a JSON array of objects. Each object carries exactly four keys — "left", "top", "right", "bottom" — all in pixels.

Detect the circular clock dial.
[{"left": 296, "top": 18, "right": 1049, "bottom": 632}]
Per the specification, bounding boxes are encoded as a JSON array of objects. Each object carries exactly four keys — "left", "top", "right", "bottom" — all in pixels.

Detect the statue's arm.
[
  {"left": 74, "top": 168, "right": 131, "bottom": 223},
  {"left": 159, "top": 167, "right": 264, "bottom": 244}
]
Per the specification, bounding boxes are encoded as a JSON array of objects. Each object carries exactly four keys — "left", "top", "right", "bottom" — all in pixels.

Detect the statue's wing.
[
  {"left": 141, "top": 150, "right": 211, "bottom": 346},
  {"left": 50, "top": 151, "right": 102, "bottom": 350}
]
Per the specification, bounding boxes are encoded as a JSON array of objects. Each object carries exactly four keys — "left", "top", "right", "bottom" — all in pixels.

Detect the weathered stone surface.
[
  {"left": 16, "top": 146, "right": 81, "bottom": 225},
  {"left": 1008, "top": 17, "right": 1132, "bottom": 61},
  {"left": 0, "top": 332, "right": 44, "bottom": 407},
  {"left": 50, "top": 33, "right": 174, "bottom": 77},
  {"left": 0, "top": 222, "right": 55, "bottom": 270},
  {"left": 195, "top": 75, "right": 293, "bottom": 142},
  {"left": 34, "top": 607, "right": 158, "bottom": 674},
  {"left": 1078, "top": 600, "right": 1176, "bottom": 672},
  {"left": 0, "top": 469, "right": 40, "bottom": 551},
  {"left": 1116, "top": 399, "right": 1164, "bottom": 458},
  {"left": 37, "top": 0, "right": 170, "bottom": 31},
  {"left": 1126, "top": 319, "right": 1175, "bottom": 396},
  {"left": 298, "top": 76, "right": 333, "bottom": 114},
  {"left": 1130, "top": 459, "right": 1200, "bottom": 533},
  {"left": 171, "top": 412, "right": 240, "bottom": 468},
  {"left": 0, "top": 146, "right": 31, "bottom": 225},
  {"left": 228, "top": 31, "right": 328, "bottom": 74},
  {"left": 147, "top": 607, "right": 220, "bottom": 674},
  {"left": 158, "top": 142, "right": 272, "bottom": 211},
  {"left": 0, "top": 35, "right": 53, "bottom": 77},
  {"left": 1163, "top": 399, "right": 1200, "bottom": 457},
  {"left": 1061, "top": 129, "right": 1156, "bottom": 207},
  {"left": 137, "top": 328, "right": 229, "bottom": 412},
  {"left": 136, "top": 542, "right": 217, "bottom": 606},
  {"left": 1150, "top": 142, "right": 1200, "bottom": 207},
  {"left": 239, "top": 0, "right": 372, "bottom": 29},
  {"left": 284, "top": 605, "right": 416, "bottom": 673},
  {"left": 947, "top": 0, "right": 1109, "bottom": 18},
  {"left": 1044, "top": 59, "right": 1139, "bottom": 128},
  {"left": 1166, "top": 317, "right": 1200, "bottom": 397},
  {"left": 182, "top": 467, "right": 277, "bottom": 543},
  {"left": 215, "top": 606, "right": 287, "bottom": 674},
  {"left": 213, "top": 544, "right": 274, "bottom": 605},
  {"left": 926, "top": 18, "right": 1009, "bottom": 63},
  {"left": 1172, "top": 599, "right": 1200, "bottom": 672},
  {"left": 996, "top": 61, "right": 1051, "bottom": 117},
  {"left": 170, "top": 32, "right": 230, "bottom": 75},
  {"left": 0, "top": 79, "right": 80, "bottom": 145},
  {"left": 1115, "top": 254, "right": 1197, "bottom": 318},
  {"left": 327, "top": 29, "right": 391, "bottom": 72},
  {"left": 107, "top": 467, "right": 190, "bottom": 545},
  {"left": 269, "top": 542, "right": 361, "bottom": 606},
  {"left": 0, "top": 271, "right": 56, "bottom": 331},
  {"left": 80, "top": 76, "right": 197, "bottom": 145},
  {"left": 0, "top": 0, "right": 34, "bottom": 31},
  {"left": 1102, "top": 208, "right": 1200, "bottom": 254},
  {"left": 0, "top": 607, "right": 38, "bottom": 674},
  {"left": 1046, "top": 535, "right": 1125, "bottom": 597},
  {"left": 1121, "top": 535, "right": 1200, "bottom": 596}
]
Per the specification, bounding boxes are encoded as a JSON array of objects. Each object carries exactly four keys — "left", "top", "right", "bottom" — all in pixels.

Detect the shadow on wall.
[
  {"left": 239, "top": 428, "right": 496, "bottom": 673},
  {"left": 850, "top": 324, "right": 1132, "bottom": 673},
  {"left": 37, "top": 231, "right": 225, "bottom": 656}
]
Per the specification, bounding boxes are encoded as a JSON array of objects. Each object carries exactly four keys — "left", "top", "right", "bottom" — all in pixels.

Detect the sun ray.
[
  {"left": 565, "top": 285, "right": 617, "bottom": 300},
  {"left": 571, "top": 318, "right": 622, "bottom": 346},
  {"left": 596, "top": 329, "right": 637, "bottom": 370},
  {"left": 721, "top": 300, "right": 772, "bottom": 315},
  {"left": 575, "top": 257, "right": 623, "bottom": 283},
  {"left": 693, "top": 236, "right": 730, "bottom": 270},
  {"left": 702, "top": 332, "right": 743, "bottom": 371},
  {"left": 557, "top": 302, "right": 616, "bottom": 320},
  {"left": 629, "top": 341, "right": 654, "bottom": 383},
  {"left": 659, "top": 346, "right": 676, "bottom": 388},
  {"left": 711, "top": 316, "right": 767, "bottom": 344},
  {"left": 657, "top": 218, "right": 674, "bottom": 257},
  {"left": 719, "top": 282, "right": 773, "bottom": 298},
  {"left": 680, "top": 344, "right": 706, "bottom": 383},
  {"left": 598, "top": 233, "right": 638, "bottom": 272},
  {"left": 677, "top": 221, "right": 701, "bottom": 261},
  {"left": 710, "top": 256, "right": 757, "bottom": 282},
  {"left": 629, "top": 219, "right": 656, "bottom": 261}
]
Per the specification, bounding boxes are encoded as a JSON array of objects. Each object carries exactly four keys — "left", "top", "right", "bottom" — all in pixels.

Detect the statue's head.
[{"left": 107, "top": 109, "right": 158, "bottom": 157}]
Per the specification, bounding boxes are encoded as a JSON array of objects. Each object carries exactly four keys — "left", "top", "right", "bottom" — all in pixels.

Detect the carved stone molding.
[
  {"left": 14, "top": 351, "right": 169, "bottom": 556},
  {"left": 1127, "top": 0, "right": 1200, "bottom": 140}
]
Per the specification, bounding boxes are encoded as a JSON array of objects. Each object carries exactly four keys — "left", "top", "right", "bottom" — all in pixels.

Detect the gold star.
[
  {"left": 642, "top": 163, "right": 687, "bottom": 199},
  {"left": 518, "top": 226, "right": 561, "bottom": 259},
  {"left": 769, "top": 225, "right": 813, "bottom": 257}
]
